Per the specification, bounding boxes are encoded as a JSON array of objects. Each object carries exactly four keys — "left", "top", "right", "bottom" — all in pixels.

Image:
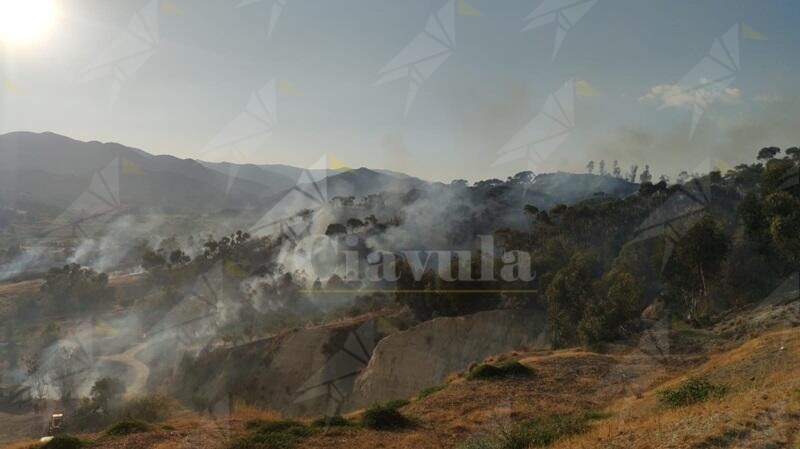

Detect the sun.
[{"left": 0, "top": 0, "right": 60, "bottom": 46}]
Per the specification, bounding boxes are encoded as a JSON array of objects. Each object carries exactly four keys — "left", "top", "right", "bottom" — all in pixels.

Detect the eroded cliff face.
[
  {"left": 173, "top": 317, "right": 384, "bottom": 417},
  {"left": 174, "top": 309, "right": 547, "bottom": 417},
  {"left": 344, "top": 309, "right": 547, "bottom": 411}
]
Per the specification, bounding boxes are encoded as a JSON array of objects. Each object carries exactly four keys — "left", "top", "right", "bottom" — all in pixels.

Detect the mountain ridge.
[{"left": 0, "top": 132, "right": 639, "bottom": 214}]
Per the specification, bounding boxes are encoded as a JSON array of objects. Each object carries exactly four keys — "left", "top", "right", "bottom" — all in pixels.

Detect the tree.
[
  {"left": 786, "top": 147, "right": 800, "bottom": 161},
  {"left": 578, "top": 271, "right": 641, "bottom": 345},
  {"left": 346, "top": 218, "right": 365, "bottom": 230},
  {"left": 394, "top": 253, "right": 504, "bottom": 321},
  {"left": 53, "top": 348, "right": 79, "bottom": 404},
  {"left": 523, "top": 204, "right": 540, "bottom": 242},
  {"left": 763, "top": 191, "right": 800, "bottom": 268},
  {"left": 762, "top": 158, "right": 797, "bottom": 194},
  {"left": 612, "top": 160, "right": 621, "bottom": 178},
  {"left": 546, "top": 251, "right": 599, "bottom": 347},
  {"left": 586, "top": 160, "right": 595, "bottom": 174},
  {"left": 757, "top": 146, "right": 781, "bottom": 161},
  {"left": 510, "top": 171, "right": 535, "bottom": 184},
  {"left": 325, "top": 223, "right": 347, "bottom": 236},
  {"left": 739, "top": 192, "right": 768, "bottom": 243},
  {"left": 677, "top": 171, "right": 690, "bottom": 184},
  {"left": 474, "top": 178, "right": 504, "bottom": 189},
  {"left": 142, "top": 248, "right": 166, "bottom": 270},
  {"left": 41, "top": 264, "right": 109, "bottom": 310},
  {"left": 605, "top": 272, "right": 641, "bottom": 321},
  {"left": 598, "top": 160, "right": 606, "bottom": 176},
  {"left": 202, "top": 230, "right": 253, "bottom": 261},
  {"left": 90, "top": 377, "right": 125, "bottom": 410},
  {"left": 23, "top": 355, "right": 46, "bottom": 412},
  {"left": 668, "top": 215, "right": 730, "bottom": 321},
  {"left": 168, "top": 249, "right": 190, "bottom": 266},
  {"left": 628, "top": 165, "right": 639, "bottom": 183},
  {"left": 523, "top": 204, "right": 540, "bottom": 217},
  {"left": 640, "top": 165, "right": 652, "bottom": 184}
]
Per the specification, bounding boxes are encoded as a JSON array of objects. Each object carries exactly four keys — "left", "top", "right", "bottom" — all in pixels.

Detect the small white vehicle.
[{"left": 47, "top": 413, "right": 64, "bottom": 435}]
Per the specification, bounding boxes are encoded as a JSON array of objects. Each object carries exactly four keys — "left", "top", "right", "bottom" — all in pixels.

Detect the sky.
[{"left": 0, "top": 0, "right": 799, "bottom": 182}]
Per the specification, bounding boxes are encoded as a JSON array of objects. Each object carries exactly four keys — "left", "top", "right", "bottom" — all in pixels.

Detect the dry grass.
[
  {"left": 4, "top": 306, "right": 797, "bottom": 449},
  {"left": 2, "top": 439, "right": 43, "bottom": 449},
  {"left": 549, "top": 329, "right": 800, "bottom": 449},
  {"left": 299, "top": 348, "right": 693, "bottom": 449}
]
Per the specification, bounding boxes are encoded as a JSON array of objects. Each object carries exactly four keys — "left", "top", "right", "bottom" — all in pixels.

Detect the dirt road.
[
  {"left": 0, "top": 272, "right": 142, "bottom": 297},
  {"left": 99, "top": 341, "right": 151, "bottom": 399}
]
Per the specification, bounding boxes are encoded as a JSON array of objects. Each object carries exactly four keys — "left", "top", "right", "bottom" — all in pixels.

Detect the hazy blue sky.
[{"left": 1, "top": 0, "right": 798, "bottom": 181}]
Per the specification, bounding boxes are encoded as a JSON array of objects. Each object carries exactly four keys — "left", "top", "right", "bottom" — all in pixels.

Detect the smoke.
[
  {"left": 364, "top": 186, "right": 480, "bottom": 251},
  {"left": 68, "top": 214, "right": 165, "bottom": 273},
  {"left": 586, "top": 96, "right": 800, "bottom": 179},
  {"left": 260, "top": 178, "right": 539, "bottom": 288},
  {"left": 0, "top": 246, "right": 48, "bottom": 281}
]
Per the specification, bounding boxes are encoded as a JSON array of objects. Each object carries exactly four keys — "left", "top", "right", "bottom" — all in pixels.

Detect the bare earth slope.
[{"left": 4, "top": 302, "right": 798, "bottom": 449}]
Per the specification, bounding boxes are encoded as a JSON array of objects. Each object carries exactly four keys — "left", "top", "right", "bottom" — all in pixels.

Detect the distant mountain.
[
  {"left": 531, "top": 172, "right": 639, "bottom": 206},
  {"left": 0, "top": 133, "right": 357, "bottom": 213},
  {"left": 319, "top": 167, "right": 425, "bottom": 199},
  {"left": 0, "top": 132, "right": 274, "bottom": 212},
  {"left": 0, "top": 132, "right": 638, "bottom": 217}
]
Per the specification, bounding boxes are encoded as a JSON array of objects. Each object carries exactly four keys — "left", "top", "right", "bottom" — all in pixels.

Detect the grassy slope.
[{"left": 5, "top": 304, "right": 798, "bottom": 449}]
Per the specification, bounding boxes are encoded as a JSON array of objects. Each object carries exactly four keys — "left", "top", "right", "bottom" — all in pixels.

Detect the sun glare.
[{"left": 0, "top": 0, "right": 60, "bottom": 46}]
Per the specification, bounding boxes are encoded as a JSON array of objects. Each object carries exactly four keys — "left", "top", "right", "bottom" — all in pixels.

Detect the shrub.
[
  {"left": 118, "top": 394, "right": 172, "bottom": 422},
  {"left": 361, "top": 403, "right": 412, "bottom": 430},
  {"left": 40, "top": 435, "right": 83, "bottom": 449},
  {"left": 228, "top": 420, "right": 313, "bottom": 449},
  {"left": 467, "top": 361, "right": 532, "bottom": 380},
  {"left": 384, "top": 399, "right": 410, "bottom": 409},
  {"left": 41, "top": 263, "right": 109, "bottom": 310},
  {"left": 68, "top": 398, "right": 108, "bottom": 432},
  {"left": 91, "top": 377, "right": 125, "bottom": 407},
  {"left": 105, "top": 420, "right": 151, "bottom": 436},
  {"left": 502, "top": 414, "right": 595, "bottom": 448},
  {"left": 658, "top": 378, "right": 728, "bottom": 407},
  {"left": 457, "top": 436, "right": 500, "bottom": 449},
  {"left": 244, "top": 420, "right": 311, "bottom": 435},
  {"left": 311, "top": 415, "right": 354, "bottom": 428},
  {"left": 417, "top": 384, "right": 445, "bottom": 399}
]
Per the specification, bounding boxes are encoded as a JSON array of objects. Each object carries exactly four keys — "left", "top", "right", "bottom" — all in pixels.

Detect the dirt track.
[
  {"left": 0, "top": 279, "right": 43, "bottom": 296},
  {"left": 99, "top": 341, "right": 151, "bottom": 399},
  {"left": 0, "top": 272, "right": 142, "bottom": 297}
]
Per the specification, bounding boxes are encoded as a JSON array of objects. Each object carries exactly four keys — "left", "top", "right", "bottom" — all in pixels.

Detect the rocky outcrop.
[
  {"left": 344, "top": 309, "right": 546, "bottom": 410},
  {"left": 641, "top": 298, "right": 666, "bottom": 321},
  {"left": 172, "top": 317, "right": 383, "bottom": 417},
  {"left": 173, "top": 309, "right": 547, "bottom": 417}
]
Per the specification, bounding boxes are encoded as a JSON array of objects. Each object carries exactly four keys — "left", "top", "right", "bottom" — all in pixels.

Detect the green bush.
[
  {"left": 361, "top": 402, "right": 412, "bottom": 430},
  {"left": 229, "top": 420, "right": 313, "bottom": 449},
  {"left": 384, "top": 399, "right": 410, "bottom": 409},
  {"left": 105, "top": 419, "right": 151, "bottom": 436},
  {"left": 311, "top": 415, "right": 354, "bottom": 428},
  {"left": 69, "top": 397, "right": 109, "bottom": 432},
  {"left": 502, "top": 414, "right": 594, "bottom": 448},
  {"left": 658, "top": 378, "right": 728, "bottom": 407},
  {"left": 118, "top": 394, "right": 172, "bottom": 422},
  {"left": 40, "top": 435, "right": 83, "bottom": 449},
  {"left": 467, "top": 361, "right": 532, "bottom": 380},
  {"left": 457, "top": 436, "right": 500, "bottom": 449},
  {"left": 417, "top": 384, "right": 445, "bottom": 399}
]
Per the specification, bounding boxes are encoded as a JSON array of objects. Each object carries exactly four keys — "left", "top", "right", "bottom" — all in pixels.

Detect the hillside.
[
  {"left": 0, "top": 132, "right": 639, "bottom": 216},
  {"left": 5, "top": 301, "right": 796, "bottom": 449}
]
